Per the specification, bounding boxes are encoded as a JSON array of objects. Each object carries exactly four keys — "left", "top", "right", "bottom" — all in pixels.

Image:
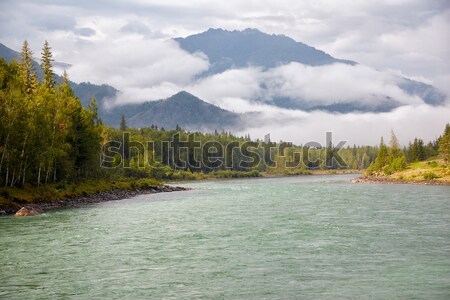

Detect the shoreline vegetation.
[
  {"left": 0, "top": 178, "right": 190, "bottom": 215},
  {"left": 2, "top": 165, "right": 448, "bottom": 215},
  {"left": 0, "top": 170, "right": 360, "bottom": 215},
  {"left": 352, "top": 160, "right": 450, "bottom": 186},
  {"left": 352, "top": 126, "right": 450, "bottom": 187}
]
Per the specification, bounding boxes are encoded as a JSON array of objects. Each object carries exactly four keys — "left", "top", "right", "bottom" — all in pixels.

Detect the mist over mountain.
[
  {"left": 102, "top": 91, "right": 241, "bottom": 131},
  {"left": 176, "top": 28, "right": 446, "bottom": 111},
  {"left": 1, "top": 27, "right": 447, "bottom": 133},
  {"left": 175, "top": 28, "right": 356, "bottom": 75}
]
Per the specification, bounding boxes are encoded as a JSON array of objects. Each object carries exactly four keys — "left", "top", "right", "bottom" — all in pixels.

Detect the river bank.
[
  {"left": 352, "top": 176, "right": 450, "bottom": 186},
  {"left": 0, "top": 179, "right": 190, "bottom": 215}
]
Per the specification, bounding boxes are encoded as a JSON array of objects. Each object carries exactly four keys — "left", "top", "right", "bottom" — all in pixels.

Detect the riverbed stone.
[{"left": 15, "top": 207, "right": 41, "bottom": 217}]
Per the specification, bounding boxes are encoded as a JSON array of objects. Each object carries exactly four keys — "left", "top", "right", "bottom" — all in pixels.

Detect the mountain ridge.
[
  {"left": 175, "top": 28, "right": 356, "bottom": 76},
  {"left": 101, "top": 91, "right": 241, "bottom": 131},
  {"left": 175, "top": 28, "right": 446, "bottom": 110}
]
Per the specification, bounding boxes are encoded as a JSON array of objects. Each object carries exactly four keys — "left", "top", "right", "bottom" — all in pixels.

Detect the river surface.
[{"left": 1, "top": 175, "right": 449, "bottom": 299}]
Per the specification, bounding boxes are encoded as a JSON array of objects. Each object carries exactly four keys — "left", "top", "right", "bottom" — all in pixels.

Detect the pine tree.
[
  {"left": 373, "top": 137, "right": 388, "bottom": 171},
  {"left": 388, "top": 129, "right": 400, "bottom": 163},
  {"left": 41, "top": 40, "right": 55, "bottom": 89},
  {"left": 19, "top": 40, "right": 38, "bottom": 95},
  {"left": 62, "top": 70, "right": 69, "bottom": 86},
  {"left": 120, "top": 114, "right": 127, "bottom": 131},
  {"left": 88, "top": 97, "right": 102, "bottom": 126},
  {"left": 439, "top": 123, "right": 450, "bottom": 164}
]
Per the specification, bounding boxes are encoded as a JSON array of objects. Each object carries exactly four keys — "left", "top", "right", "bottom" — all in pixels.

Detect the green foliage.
[
  {"left": 368, "top": 134, "right": 407, "bottom": 176},
  {"left": 438, "top": 123, "right": 450, "bottom": 164},
  {"left": 368, "top": 137, "right": 388, "bottom": 173},
  {"left": 406, "top": 138, "right": 425, "bottom": 162},
  {"left": 427, "top": 161, "right": 438, "bottom": 168},
  {"left": 383, "top": 155, "right": 407, "bottom": 175},
  {"left": 423, "top": 172, "right": 439, "bottom": 180},
  {"left": 41, "top": 40, "right": 55, "bottom": 89},
  {"left": 211, "top": 170, "right": 261, "bottom": 178},
  {"left": 283, "top": 169, "right": 312, "bottom": 176},
  {"left": 120, "top": 114, "right": 127, "bottom": 131},
  {"left": 0, "top": 41, "right": 102, "bottom": 187}
]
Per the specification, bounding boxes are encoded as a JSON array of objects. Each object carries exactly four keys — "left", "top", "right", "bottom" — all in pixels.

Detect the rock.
[{"left": 15, "top": 207, "right": 41, "bottom": 217}]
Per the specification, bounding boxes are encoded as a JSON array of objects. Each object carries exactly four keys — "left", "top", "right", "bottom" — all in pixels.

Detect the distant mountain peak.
[
  {"left": 169, "top": 90, "right": 197, "bottom": 99},
  {"left": 122, "top": 91, "right": 241, "bottom": 130},
  {"left": 175, "top": 28, "right": 356, "bottom": 77}
]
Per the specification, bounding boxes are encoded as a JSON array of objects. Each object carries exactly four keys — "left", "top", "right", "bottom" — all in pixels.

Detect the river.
[{"left": 1, "top": 175, "right": 449, "bottom": 299}]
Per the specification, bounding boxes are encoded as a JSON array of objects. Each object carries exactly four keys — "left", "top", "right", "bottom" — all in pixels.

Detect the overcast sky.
[{"left": 0, "top": 0, "right": 449, "bottom": 145}]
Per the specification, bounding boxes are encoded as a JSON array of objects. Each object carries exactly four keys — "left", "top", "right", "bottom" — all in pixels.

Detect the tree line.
[{"left": 367, "top": 125, "right": 449, "bottom": 175}]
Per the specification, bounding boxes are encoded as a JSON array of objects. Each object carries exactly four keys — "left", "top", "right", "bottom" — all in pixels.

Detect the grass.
[
  {"left": 0, "top": 177, "right": 163, "bottom": 212},
  {"left": 165, "top": 169, "right": 262, "bottom": 180},
  {"left": 388, "top": 158, "right": 450, "bottom": 183}
]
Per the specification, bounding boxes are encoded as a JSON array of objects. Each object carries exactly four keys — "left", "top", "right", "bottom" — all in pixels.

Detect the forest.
[{"left": 0, "top": 41, "right": 448, "bottom": 188}]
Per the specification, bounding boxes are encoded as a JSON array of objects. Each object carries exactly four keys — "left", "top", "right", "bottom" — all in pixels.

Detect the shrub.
[
  {"left": 423, "top": 172, "right": 439, "bottom": 180},
  {"left": 427, "top": 161, "right": 438, "bottom": 168},
  {"left": 383, "top": 156, "right": 407, "bottom": 175}
]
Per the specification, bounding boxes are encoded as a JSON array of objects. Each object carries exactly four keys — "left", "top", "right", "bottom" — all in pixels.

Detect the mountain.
[
  {"left": 0, "top": 42, "right": 117, "bottom": 107},
  {"left": 175, "top": 28, "right": 355, "bottom": 76},
  {"left": 175, "top": 28, "right": 446, "bottom": 111},
  {"left": 102, "top": 91, "right": 241, "bottom": 131}
]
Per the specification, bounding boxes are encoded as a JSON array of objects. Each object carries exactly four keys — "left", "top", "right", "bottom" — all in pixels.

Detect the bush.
[
  {"left": 383, "top": 156, "right": 407, "bottom": 175},
  {"left": 423, "top": 172, "right": 439, "bottom": 180},
  {"left": 212, "top": 170, "right": 261, "bottom": 178},
  {"left": 427, "top": 161, "right": 438, "bottom": 168}
]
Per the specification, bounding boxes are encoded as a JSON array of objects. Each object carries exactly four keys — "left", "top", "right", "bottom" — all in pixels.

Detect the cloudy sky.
[{"left": 0, "top": 0, "right": 449, "bottom": 145}]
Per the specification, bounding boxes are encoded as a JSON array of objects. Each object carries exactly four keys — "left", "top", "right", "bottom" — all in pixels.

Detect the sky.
[{"left": 0, "top": 0, "right": 449, "bottom": 145}]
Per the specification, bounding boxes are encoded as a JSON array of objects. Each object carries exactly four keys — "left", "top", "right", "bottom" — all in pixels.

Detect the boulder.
[{"left": 15, "top": 207, "right": 41, "bottom": 217}]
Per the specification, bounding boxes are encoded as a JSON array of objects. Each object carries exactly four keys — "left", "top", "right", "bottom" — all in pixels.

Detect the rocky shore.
[
  {"left": 1, "top": 185, "right": 190, "bottom": 216},
  {"left": 352, "top": 176, "right": 450, "bottom": 186}
]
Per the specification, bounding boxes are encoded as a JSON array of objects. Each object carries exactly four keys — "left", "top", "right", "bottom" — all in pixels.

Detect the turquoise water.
[{"left": 1, "top": 175, "right": 449, "bottom": 299}]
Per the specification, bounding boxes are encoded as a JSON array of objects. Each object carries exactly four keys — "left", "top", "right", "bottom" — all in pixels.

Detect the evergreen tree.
[
  {"left": 388, "top": 130, "right": 400, "bottom": 163},
  {"left": 439, "top": 123, "right": 450, "bottom": 164},
  {"left": 41, "top": 40, "right": 55, "bottom": 89},
  {"left": 19, "top": 40, "right": 38, "bottom": 95},
  {"left": 62, "top": 70, "right": 70, "bottom": 86},
  {"left": 120, "top": 114, "right": 127, "bottom": 131},
  {"left": 408, "top": 138, "right": 425, "bottom": 162}
]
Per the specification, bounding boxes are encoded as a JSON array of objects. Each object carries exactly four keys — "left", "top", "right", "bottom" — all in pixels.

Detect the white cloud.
[
  {"left": 236, "top": 103, "right": 450, "bottom": 146},
  {"left": 67, "top": 35, "right": 209, "bottom": 103},
  {"left": 188, "top": 68, "right": 263, "bottom": 103},
  {"left": 266, "top": 63, "right": 423, "bottom": 106},
  {"left": 181, "top": 63, "right": 424, "bottom": 113}
]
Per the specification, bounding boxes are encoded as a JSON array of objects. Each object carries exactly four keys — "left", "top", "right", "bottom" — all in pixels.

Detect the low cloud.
[
  {"left": 68, "top": 37, "right": 209, "bottom": 103},
  {"left": 235, "top": 103, "right": 450, "bottom": 146},
  {"left": 266, "top": 63, "right": 422, "bottom": 106},
  {"left": 185, "top": 62, "right": 424, "bottom": 112}
]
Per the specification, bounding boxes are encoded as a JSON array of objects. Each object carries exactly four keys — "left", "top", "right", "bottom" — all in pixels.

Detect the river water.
[{"left": 1, "top": 175, "right": 449, "bottom": 299}]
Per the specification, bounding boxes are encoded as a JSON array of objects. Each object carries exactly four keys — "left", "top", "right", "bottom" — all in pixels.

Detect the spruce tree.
[
  {"left": 388, "top": 129, "right": 400, "bottom": 163},
  {"left": 120, "top": 114, "right": 127, "bottom": 131},
  {"left": 62, "top": 70, "right": 69, "bottom": 86},
  {"left": 19, "top": 40, "right": 38, "bottom": 95},
  {"left": 41, "top": 40, "right": 55, "bottom": 89},
  {"left": 438, "top": 123, "right": 450, "bottom": 164},
  {"left": 374, "top": 137, "right": 388, "bottom": 171}
]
